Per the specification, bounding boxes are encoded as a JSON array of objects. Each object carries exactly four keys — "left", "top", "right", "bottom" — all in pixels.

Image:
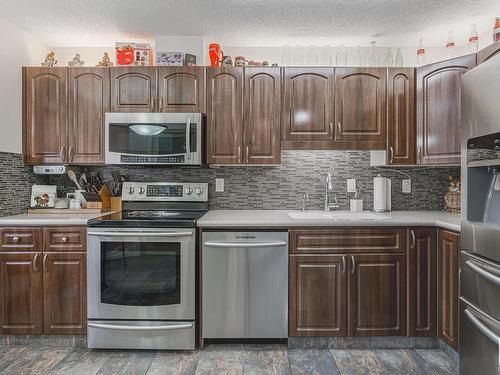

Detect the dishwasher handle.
[{"left": 204, "top": 241, "right": 287, "bottom": 248}]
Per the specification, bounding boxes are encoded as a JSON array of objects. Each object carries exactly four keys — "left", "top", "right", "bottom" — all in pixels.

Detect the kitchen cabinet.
[
  {"left": 67, "top": 67, "right": 110, "bottom": 164},
  {"left": 348, "top": 253, "right": 406, "bottom": 336},
  {"left": 23, "top": 67, "right": 67, "bottom": 164},
  {"left": 477, "top": 42, "right": 500, "bottom": 65},
  {"left": 334, "top": 68, "right": 387, "bottom": 150},
  {"left": 387, "top": 68, "right": 416, "bottom": 165},
  {"left": 110, "top": 67, "right": 157, "bottom": 112},
  {"left": 289, "top": 255, "right": 347, "bottom": 336},
  {"left": 438, "top": 229, "right": 460, "bottom": 351},
  {"left": 158, "top": 67, "right": 205, "bottom": 112},
  {"left": 0, "top": 226, "right": 86, "bottom": 335},
  {"left": 207, "top": 67, "right": 281, "bottom": 165},
  {"left": 416, "top": 55, "right": 476, "bottom": 164},
  {"left": 281, "top": 68, "right": 335, "bottom": 149},
  {"left": 407, "top": 228, "right": 437, "bottom": 336}
]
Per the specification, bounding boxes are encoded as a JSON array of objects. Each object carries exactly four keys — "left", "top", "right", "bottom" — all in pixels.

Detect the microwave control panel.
[
  {"left": 122, "top": 182, "right": 208, "bottom": 202},
  {"left": 120, "top": 155, "right": 185, "bottom": 164}
]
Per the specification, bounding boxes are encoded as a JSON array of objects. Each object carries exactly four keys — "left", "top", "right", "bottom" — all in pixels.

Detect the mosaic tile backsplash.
[{"left": 47, "top": 150, "right": 459, "bottom": 211}]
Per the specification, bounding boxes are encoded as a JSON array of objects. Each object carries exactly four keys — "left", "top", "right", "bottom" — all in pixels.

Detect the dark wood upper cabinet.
[
  {"left": 43, "top": 252, "right": 86, "bottom": 335},
  {"left": 387, "top": 68, "right": 416, "bottom": 165},
  {"left": 334, "top": 68, "right": 387, "bottom": 150},
  {"left": 416, "top": 55, "right": 476, "bottom": 164},
  {"left": 407, "top": 228, "right": 437, "bottom": 336},
  {"left": 348, "top": 253, "right": 406, "bottom": 336},
  {"left": 158, "top": 67, "right": 205, "bottom": 112},
  {"left": 244, "top": 68, "right": 281, "bottom": 164},
  {"left": 67, "top": 67, "right": 109, "bottom": 164},
  {"left": 206, "top": 67, "right": 244, "bottom": 164},
  {"left": 0, "top": 252, "right": 43, "bottom": 334},
  {"left": 281, "top": 68, "right": 335, "bottom": 149},
  {"left": 110, "top": 67, "right": 157, "bottom": 112},
  {"left": 289, "top": 254, "right": 347, "bottom": 336},
  {"left": 23, "top": 67, "right": 67, "bottom": 164},
  {"left": 477, "top": 42, "right": 500, "bottom": 65},
  {"left": 438, "top": 229, "right": 460, "bottom": 351}
]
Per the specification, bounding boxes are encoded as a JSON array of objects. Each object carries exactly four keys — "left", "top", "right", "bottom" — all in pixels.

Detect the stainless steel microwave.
[{"left": 105, "top": 113, "right": 205, "bottom": 165}]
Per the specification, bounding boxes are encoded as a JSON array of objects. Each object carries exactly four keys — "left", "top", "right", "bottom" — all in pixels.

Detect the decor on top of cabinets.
[
  {"left": 155, "top": 52, "right": 183, "bottom": 66},
  {"left": 444, "top": 176, "right": 461, "bottom": 213},
  {"left": 115, "top": 42, "right": 152, "bottom": 66},
  {"left": 209, "top": 43, "right": 223, "bottom": 66},
  {"left": 68, "top": 54, "right": 84, "bottom": 67},
  {"left": 41, "top": 52, "right": 57, "bottom": 67},
  {"left": 97, "top": 52, "right": 113, "bottom": 66}
]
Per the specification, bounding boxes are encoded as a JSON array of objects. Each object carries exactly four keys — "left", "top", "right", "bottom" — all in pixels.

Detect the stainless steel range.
[{"left": 86, "top": 181, "right": 208, "bottom": 350}]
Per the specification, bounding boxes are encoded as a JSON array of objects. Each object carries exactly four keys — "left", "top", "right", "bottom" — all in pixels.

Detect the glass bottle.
[
  {"left": 494, "top": 17, "right": 500, "bottom": 42},
  {"left": 336, "top": 44, "right": 347, "bottom": 66},
  {"left": 384, "top": 48, "right": 394, "bottom": 67},
  {"left": 395, "top": 48, "right": 404, "bottom": 67},
  {"left": 446, "top": 31, "right": 455, "bottom": 58},
  {"left": 468, "top": 24, "right": 479, "bottom": 53},
  {"left": 416, "top": 38, "right": 426, "bottom": 66},
  {"left": 367, "top": 41, "right": 377, "bottom": 66}
]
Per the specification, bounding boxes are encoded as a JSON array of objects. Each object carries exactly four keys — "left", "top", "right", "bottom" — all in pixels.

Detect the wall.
[{"left": 49, "top": 151, "right": 458, "bottom": 211}]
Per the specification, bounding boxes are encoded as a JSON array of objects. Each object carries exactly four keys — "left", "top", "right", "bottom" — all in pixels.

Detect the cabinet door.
[
  {"left": 158, "top": 67, "right": 205, "bottom": 112},
  {"left": 67, "top": 67, "right": 110, "bottom": 164},
  {"left": 206, "top": 67, "right": 244, "bottom": 164},
  {"left": 23, "top": 67, "right": 67, "bottom": 164},
  {"left": 244, "top": 68, "right": 281, "bottom": 164},
  {"left": 438, "top": 230, "right": 460, "bottom": 351},
  {"left": 408, "top": 228, "right": 437, "bottom": 336},
  {"left": 416, "top": 55, "right": 476, "bottom": 164},
  {"left": 0, "top": 252, "right": 43, "bottom": 334},
  {"left": 43, "top": 252, "right": 86, "bottom": 334},
  {"left": 335, "top": 68, "right": 386, "bottom": 150},
  {"left": 477, "top": 42, "right": 500, "bottom": 65},
  {"left": 387, "top": 68, "right": 416, "bottom": 165},
  {"left": 348, "top": 253, "right": 406, "bottom": 336},
  {"left": 281, "top": 68, "right": 335, "bottom": 148},
  {"left": 110, "top": 67, "right": 157, "bottom": 112},
  {"left": 289, "top": 255, "right": 347, "bottom": 336}
]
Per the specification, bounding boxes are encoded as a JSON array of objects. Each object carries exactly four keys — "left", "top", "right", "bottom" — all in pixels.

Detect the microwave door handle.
[
  {"left": 185, "top": 117, "right": 191, "bottom": 160},
  {"left": 87, "top": 231, "right": 193, "bottom": 238}
]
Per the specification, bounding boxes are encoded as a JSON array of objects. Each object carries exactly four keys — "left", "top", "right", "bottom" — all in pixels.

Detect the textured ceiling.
[{"left": 1, "top": 0, "right": 499, "bottom": 46}]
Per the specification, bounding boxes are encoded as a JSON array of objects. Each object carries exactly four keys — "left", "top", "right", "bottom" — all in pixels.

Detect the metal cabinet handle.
[
  {"left": 464, "top": 308, "right": 500, "bottom": 344},
  {"left": 466, "top": 260, "right": 500, "bottom": 287},
  {"left": 389, "top": 146, "right": 394, "bottom": 164},
  {"left": 351, "top": 255, "right": 355, "bottom": 274},
  {"left": 417, "top": 147, "right": 422, "bottom": 164},
  {"left": 159, "top": 97, "right": 164, "bottom": 110},
  {"left": 410, "top": 230, "right": 416, "bottom": 250},
  {"left": 33, "top": 253, "right": 39, "bottom": 273},
  {"left": 43, "top": 254, "right": 48, "bottom": 272},
  {"left": 60, "top": 146, "right": 66, "bottom": 162},
  {"left": 342, "top": 255, "right": 346, "bottom": 274},
  {"left": 237, "top": 146, "right": 242, "bottom": 164},
  {"left": 329, "top": 123, "right": 334, "bottom": 140},
  {"left": 185, "top": 117, "right": 191, "bottom": 160},
  {"left": 61, "top": 236, "right": 68, "bottom": 242},
  {"left": 68, "top": 146, "right": 75, "bottom": 162},
  {"left": 151, "top": 97, "right": 156, "bottom": 109},
  {"left": 12, "top": 236, "right": 20, "bottom": 243},
  {"left": 337, "top": 122, "right": 342, "bottom": 140},
  {"left": 245, "top": 146, "right": 249, "bottom": 163}
]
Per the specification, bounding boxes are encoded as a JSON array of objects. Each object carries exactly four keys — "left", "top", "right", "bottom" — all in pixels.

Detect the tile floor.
[{"left": 0, "top": 344, "right": 458, "bottom": 374}]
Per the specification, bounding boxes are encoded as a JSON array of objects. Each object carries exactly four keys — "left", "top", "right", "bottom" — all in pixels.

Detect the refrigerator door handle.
[
  {"left": 465, "top": 260, "right": 500, "bottom": 287},
  {"left": 464, "top": 308, "right": 500, "bottom": 344}
]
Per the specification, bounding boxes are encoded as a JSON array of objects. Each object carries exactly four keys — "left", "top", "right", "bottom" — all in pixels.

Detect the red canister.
[{"left": 209, "top": 43, "right": 222, "bottom": 66}]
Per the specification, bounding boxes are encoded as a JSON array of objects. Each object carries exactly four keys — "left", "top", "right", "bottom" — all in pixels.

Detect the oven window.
[
  {"left": 101, "top": 242, "right": 181, "bottom": 306},
  {"left": 108, "top": 122, "right": 197, "bottom": 155}
]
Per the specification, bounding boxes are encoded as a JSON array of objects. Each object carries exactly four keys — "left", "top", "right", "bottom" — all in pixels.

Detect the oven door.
[
  {"left": 87, "top": 228, "right": 195, "bottom": 320},
  {"left": 105, "top": 113, "right": 203, "bottom": 165}
]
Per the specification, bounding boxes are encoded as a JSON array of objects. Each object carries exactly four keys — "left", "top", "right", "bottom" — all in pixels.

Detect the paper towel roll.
[{"left": 373, "top": 176, "right": 387, "bottom": 212}]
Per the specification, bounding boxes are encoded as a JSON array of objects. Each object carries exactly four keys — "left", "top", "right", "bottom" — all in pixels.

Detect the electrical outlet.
[
  {"left": 215, "top": 178, "right": 224, "bottom": 192},
  {"left": 402, "top": 179, "right": 411, "bottom": 194},
  {"left": 347, "top": 179, "right": 356, "bottom": 193}
]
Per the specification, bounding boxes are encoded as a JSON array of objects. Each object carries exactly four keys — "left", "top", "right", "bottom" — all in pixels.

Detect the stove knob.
[
  {"left": 128, "top": 187, "right": 135, "bottom": 195},
  {"left": 185, "top": 187, "right": 193, "bottom": 195},
  {"left": 195, "top": 188, "right": 203, "bottom": 196},
  {"left": 139, "top": 187, "right": 145, "bottom": 195}
]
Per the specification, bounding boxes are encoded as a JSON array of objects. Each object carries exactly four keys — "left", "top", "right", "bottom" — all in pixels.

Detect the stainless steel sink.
[{"left": 288, "top": 211, "right": 389, "bottom": 221}]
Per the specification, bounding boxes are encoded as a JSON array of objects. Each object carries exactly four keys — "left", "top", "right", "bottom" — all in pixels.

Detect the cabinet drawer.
[
  {"left": 43, "top": 227, "right": 86, "bottom": 252},
  {"left": 290, "top": 228, "right": 406, "bottom": 254},
  {"left": 0, "top": 227, "right": 42, "bottom": 251}
]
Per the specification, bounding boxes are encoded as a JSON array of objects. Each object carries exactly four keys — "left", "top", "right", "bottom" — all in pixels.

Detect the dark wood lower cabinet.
[
  {"left": 348, "top": 253, "right": 406, "bottom": 336},
  {"left": 289, "top": 255, "right": 347, "bottom": 336},
  {"left": 438, "top": 230, "right": 460, "bottom": 351},
  {"left": 43, "top": 252, "right": 86, "bottom": 335},
  {"left": 0, "top": 252, "right": 43, "bottom": 335}
]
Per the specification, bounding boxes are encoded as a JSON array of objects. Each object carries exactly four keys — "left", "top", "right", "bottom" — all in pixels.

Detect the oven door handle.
[
  {"left": 87, "top": 231, "right": 193, "bottom": 238},
  {"left": 204, "top": 241, "right": 287, "bottom": 248},
  {"left": 88, "top": 322, "right": 193, "bottom": 331}
]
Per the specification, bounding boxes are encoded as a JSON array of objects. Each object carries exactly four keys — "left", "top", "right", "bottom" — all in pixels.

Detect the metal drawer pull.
[
  {"left": 88, "top": 231, "right": 193, "bottom": 238},
  {"left": 87, "top": 322, "right": 193, "bottom": 331},
  {"left": 12, "top": 236, "right": 20, "bottom": 243},
  {"left": 464, "top": 308, "right": 500, "bottom": 344},
  {"left": 33, "top": 254, "right": 39, "bottom": 273},
  {"left": 204, "top": 241, "right": 287, "bottom": 248},
  {"left": 466, "top": 260, "right": 500, "bottom": 287},
  {"left": 61, "top": 236, "right": 68, "bottom": 242},
  {"left": 351, "top": 255, "right": 355, "bottom": 274}
]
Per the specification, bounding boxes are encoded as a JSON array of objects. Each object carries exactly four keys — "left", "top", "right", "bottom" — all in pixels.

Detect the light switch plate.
[
  {"left": 215, "top": 178, "right": 224, "bottom": 192},
  {"left": 347, "top": 179, "right": 356, "bottom": 193},
  {"left": 402, "top": 179, "right": 411, "bottom": 194}
]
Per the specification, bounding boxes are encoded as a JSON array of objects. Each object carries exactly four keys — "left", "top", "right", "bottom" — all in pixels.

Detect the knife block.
[{"left": 85, "top": 185, "right": 111, "bottom": 211}]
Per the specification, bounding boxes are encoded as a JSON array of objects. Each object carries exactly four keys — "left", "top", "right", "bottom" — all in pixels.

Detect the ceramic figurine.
[
  {"left": 271, "top": 63, "right": 279, "bottom": 67},
  {"left": 97, "top": 52, "right": 114, "bottom": 67},
  {"left": 222, "top": 55, "right": 233, "bottom": 66},
  {"left": 68, "top": 53, "right": 84, "bottom": 67},
  {"left": 41, "top": 52, "right": 57, "bottom": 67},
  {"left": 444, "top": 176, "right": 461, "bottom": 213},
  {"left": 234, "top": 56, "right": 247, "bottom": 67},
  {"left": 262, "top": 61, "right": 269, "bottom": 67}
]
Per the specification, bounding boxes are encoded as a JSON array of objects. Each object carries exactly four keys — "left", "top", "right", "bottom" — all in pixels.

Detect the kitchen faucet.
[{"left": 324, "top": 173, "right": 339, "bottom": 211}]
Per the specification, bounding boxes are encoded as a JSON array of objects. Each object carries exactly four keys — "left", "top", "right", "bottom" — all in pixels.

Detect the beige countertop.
[
  {"left": 197, "top": 210, "right": 461, "bottom": 232},
  {"left": 0, "top": 211, "right": 114, "bottom": 226}
]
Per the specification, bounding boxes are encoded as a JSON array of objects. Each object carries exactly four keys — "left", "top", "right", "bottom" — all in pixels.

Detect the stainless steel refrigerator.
[{"left": 461, "top": 53, "right": 500, "bottom": 374}]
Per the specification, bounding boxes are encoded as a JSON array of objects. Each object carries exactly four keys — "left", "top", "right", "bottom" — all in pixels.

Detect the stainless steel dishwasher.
[{"left": 202, "top": 231, "right": 288, "bottom": 339}]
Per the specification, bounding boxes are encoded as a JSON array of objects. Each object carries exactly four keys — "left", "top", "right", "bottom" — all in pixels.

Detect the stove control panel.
[{"left": 122, "top": 182, "right": 208, "bottom": 202}]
